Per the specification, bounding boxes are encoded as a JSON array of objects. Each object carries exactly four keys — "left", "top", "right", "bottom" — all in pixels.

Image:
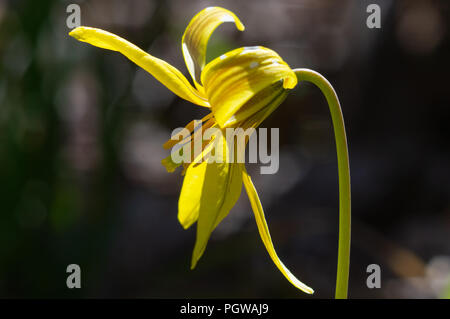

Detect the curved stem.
[{"left": 293, "top": 69, "right": 351, "bottom": 299}]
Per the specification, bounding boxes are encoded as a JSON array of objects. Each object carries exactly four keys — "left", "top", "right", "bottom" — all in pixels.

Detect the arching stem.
[{"left": 293, "top": 69, "right": 351, "bottom": 299}]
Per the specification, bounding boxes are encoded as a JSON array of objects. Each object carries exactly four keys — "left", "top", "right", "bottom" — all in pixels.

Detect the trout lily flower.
[{"left": 69, "top": 7, "right": 352, "bottom": 297}]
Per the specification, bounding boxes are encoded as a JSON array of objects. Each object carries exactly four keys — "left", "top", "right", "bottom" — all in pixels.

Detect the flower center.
[{"left": 201, "top": 46, "right": 297, "bottom": 128}]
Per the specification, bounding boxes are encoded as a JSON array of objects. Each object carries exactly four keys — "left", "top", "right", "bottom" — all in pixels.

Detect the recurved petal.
[
  {"left": 69, "top": 27, "right": 209, "bottom": 107},
  {"left": 202, "top": 46, "right": 297, "bottom": 127},
  {"left": 182, "top": 7, "right": 244, "bottom": 88},
  {"left": 178, "top": 134, "right": 243, "bottom": 268},
  {"left": 223, "top": 80, "right": 289, "bottom": 128},
  {"left": 242, "top": 168, "right": 314, "bottom": 294}
]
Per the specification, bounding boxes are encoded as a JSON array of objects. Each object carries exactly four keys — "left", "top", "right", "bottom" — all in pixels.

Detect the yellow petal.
[
  {"left": 223, "top": 81, "right": 289, "bottom": 128},
  {"left": 177, "top": 135, "right": 227, "bottom": 228},
  {"left": 69, "top": 27, "right": 209, "bottom": 107},
  {"left": 202, "top": 46, "right": 297, "bottom": 127},
  {"left": 182, "top": 7, "right": 244, "bottom": 88},
  {"left": 242, "top": 168, "right": 314, "bottom": 294},
  {"left": 178, "top": 134, "right": 243, "bottom": 268}
]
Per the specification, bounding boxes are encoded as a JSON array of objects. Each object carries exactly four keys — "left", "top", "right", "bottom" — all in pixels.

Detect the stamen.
[
  {"left": 163, "top": 113, "right": 213, "bottom": 149},
  {"left": 162, "top": 113, "right": 220, "bottom": 174}
]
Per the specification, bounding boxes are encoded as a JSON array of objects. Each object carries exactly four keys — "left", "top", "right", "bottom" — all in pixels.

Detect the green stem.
[{"left": 293, "top": 69, "right": 351, "bottom": 299}]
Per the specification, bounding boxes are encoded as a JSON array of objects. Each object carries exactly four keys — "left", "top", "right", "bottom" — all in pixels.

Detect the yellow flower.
[{"left": 69, "top": 6, "right": 313, "bottom": 294}]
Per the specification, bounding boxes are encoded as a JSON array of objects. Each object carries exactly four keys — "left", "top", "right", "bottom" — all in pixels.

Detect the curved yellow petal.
[
  {"left": 69, "top": 27, "right": 209, "bottom": 107},
  {"left": 202, "top": 46, "right": 297, "bottom": 127},
  {"left": 242, "top": 168, "right": 314, "bottom": 294},
  {"left": 223, "top": 81, "right": 289, "bottom": 129},
  {"left": 178, "top": 134, "right": 243, "bottom": 268},
  {"left": 182, "top": 6, "right": 244, "bottom": 88}
]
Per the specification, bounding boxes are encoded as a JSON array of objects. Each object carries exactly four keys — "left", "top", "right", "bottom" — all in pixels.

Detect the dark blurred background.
[{"left": 0, "top": 0, "right": 449, "bottom": 298}]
